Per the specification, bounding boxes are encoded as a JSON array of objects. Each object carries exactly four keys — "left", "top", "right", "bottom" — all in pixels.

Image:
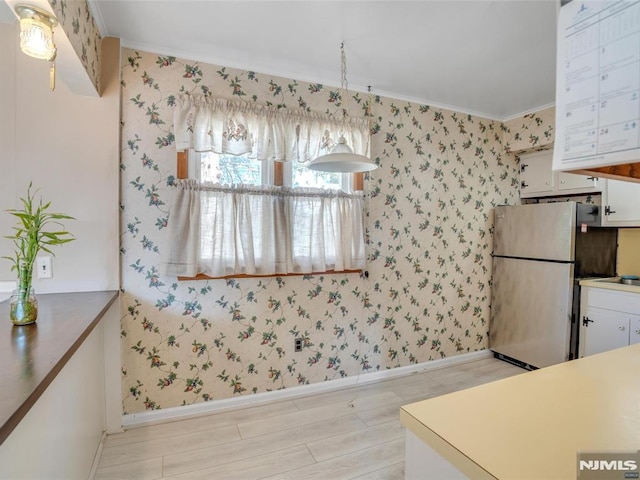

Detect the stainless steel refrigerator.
[{"left": 489, "top": 202, "right": 617, "bottom": 369}]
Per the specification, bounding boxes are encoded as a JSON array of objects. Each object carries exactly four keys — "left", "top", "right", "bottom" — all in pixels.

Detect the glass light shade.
[
  {"left": 15, "top": 6, "right": 57, "bottom": 61},
  {"left": 308, "top": 136, "right": 378, "bottom": 173}
]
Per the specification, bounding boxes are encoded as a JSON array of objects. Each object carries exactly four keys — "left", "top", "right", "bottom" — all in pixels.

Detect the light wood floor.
[{"left": 95, "top": 356, "right": 524, "bottom": 480}]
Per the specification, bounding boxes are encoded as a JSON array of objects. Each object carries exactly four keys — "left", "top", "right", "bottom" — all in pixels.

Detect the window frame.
[
  {"left": 175, "top": 151, "right": 364, "bottom": 280},
  {"left": 184, "top": 151, "right": 360, "bottom": 191}
]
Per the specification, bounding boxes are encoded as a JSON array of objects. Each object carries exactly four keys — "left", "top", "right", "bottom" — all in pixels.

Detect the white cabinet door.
[
  {"left": 580, "top": 307, "right": 630, "bottom": 357},
  {"left": 580, "top": 287, "right": 640, "bottom": 357},
  {"left": 520, "top": 151, "right": 554, "bottom": 197},
  {"left": 602, "top": 179, "right": 640, "bottom": 226},
  {"left": 630, "top": 317, "right": 640, "bottom": 345},
  {"left": 557, "top": 171, "right": 599, "bottom": 192}
]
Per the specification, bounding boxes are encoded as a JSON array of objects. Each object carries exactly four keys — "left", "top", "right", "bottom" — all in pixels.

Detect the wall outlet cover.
[{"left": 36, "top": 255, "right": 53, "bottom": 279}]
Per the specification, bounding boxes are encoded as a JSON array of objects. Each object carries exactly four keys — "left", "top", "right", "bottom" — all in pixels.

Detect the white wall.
[
  {"left": 0, "top": 23, "right": 17, "bottom": 266},
  {"left": 0, "top": 23, "right": 120, "bottom": 293}
]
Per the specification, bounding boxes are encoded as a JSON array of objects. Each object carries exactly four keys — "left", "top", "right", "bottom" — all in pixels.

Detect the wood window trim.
[
  {"left": 177, "top": 150, "right": 189, "bottom": 180},
  {"left": 176, "top": 151, "right": 363, "bottom": 187},
  {"left": 177, "top": 270, "right": 363, "bottom": 281},
  {"left": 175, "top": 150, "right": 364, "bottom": 280}
]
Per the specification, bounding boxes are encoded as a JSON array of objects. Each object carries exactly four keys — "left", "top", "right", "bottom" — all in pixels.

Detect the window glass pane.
[
  {"left": 291, "top": 160, "right": 343, "bottom": 190},
  {"left": 199, "top": 152, "right": 262, "bottom": 185}
]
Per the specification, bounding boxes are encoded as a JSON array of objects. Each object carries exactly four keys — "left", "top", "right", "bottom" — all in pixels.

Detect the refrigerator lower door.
[{"left": 490, "top": 257, "right": 573, "bottom": 368}]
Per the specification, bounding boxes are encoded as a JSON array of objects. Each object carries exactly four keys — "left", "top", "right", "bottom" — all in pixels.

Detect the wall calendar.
[{"left": 554, "top": 0, "right": 640, "bottom": 171}]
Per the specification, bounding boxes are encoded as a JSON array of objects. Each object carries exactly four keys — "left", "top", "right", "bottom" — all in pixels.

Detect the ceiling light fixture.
[
  {"left": 308, "top": 42, "right": 378, "bottom": 173},
  {"left": 14, "top": 4, "right": 58, "bottom": 91}
]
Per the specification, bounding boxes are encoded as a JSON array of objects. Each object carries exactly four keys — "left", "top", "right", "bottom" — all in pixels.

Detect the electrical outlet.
[
  {"left": 294, "top": 338, "right": 303, "bottom": 352},
  {"left": 36, "top": 255, "right": 53, "bottom": 279}
]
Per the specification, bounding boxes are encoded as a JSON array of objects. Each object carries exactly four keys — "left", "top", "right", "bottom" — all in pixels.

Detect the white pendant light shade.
[
  {"left": 309, "top": 43, "right": 377, "bottom": 174},
  {"left": 308, "top": 136, "right": 378, "bottom": 172}
]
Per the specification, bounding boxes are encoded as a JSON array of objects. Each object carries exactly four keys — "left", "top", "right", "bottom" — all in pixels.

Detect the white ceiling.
[
  {"left": 0, "top": 0, "right": 14, "bottom": 23},
  {"left": 6, "top": 0, "right": 560, "bottom": 120}
]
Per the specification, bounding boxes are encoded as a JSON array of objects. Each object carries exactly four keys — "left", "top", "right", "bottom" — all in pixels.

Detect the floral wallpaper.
[
  {"left": 119, "top": 48, "right": 522, "bottom": 414},
  {"left": 502, "top": 107, "right": 555, "bottom": 154},
  {"left": 48, "top": 0, "right": 101, "bottom": 94}
]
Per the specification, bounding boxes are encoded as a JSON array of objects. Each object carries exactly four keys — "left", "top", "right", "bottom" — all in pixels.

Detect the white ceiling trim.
[
  {"left": 502, "top": 102, "right": 556, "bottom": 122},
  {"left": 86, "top": 0, "right": 107, "bottom": 39}
]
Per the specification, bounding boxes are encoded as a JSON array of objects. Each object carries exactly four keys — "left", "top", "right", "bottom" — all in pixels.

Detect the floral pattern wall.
[
  {"left": 48, "top": 0, "right": 101, "bottom": 93},
  {"left": 502, "top": 107, "right": 555, "bottom": 154},
  {"left": 120, "top": 48, "right": 523, "bottom": 414}
]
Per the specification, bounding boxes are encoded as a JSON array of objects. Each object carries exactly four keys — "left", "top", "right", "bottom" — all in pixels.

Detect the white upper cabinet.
[
  {"left": 520, "top": 150, "right": 554, "bottom": 197},
  {"left": 557, "top": 171, "right": 600, "bottom": 192},
  {"left": 601, "top": 179, "right": 640, "bottom": 226},
  {"left": 520, "top": 150, "right": 601, "bottom": 198}
]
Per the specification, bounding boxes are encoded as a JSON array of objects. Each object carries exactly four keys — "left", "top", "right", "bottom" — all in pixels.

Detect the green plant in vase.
[{"left": 3, "top": 184, "right": 74, "bottom": 325}]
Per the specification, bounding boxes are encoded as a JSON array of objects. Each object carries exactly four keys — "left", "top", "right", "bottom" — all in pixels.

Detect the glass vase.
[{"left": 10, "top": 288, "right": 38, "bottom": 325}]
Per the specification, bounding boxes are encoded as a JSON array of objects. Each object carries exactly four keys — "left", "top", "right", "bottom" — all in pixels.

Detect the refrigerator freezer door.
[
  {"left": 493, "top": 202, "right": 576, "bottom": 261},
  {"left": 490, "top": 257, "right": 573, "bottom": 368}
]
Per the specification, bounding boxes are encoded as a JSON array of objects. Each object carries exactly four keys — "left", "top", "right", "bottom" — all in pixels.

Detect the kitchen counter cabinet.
[
  {"left": 580, "top": 307, "right": 638, "bottom": 356},
  {"left": 400, "top": 344, "right": 640, "bottom": 480},
  {"left": 632, "top": 317, "right": 640, "bottom": 345},
  {"left": 0, "top": 290, "right": 121, "bottom": 479},
  {"left": 579, "top": 284, "right": 640, "bottom": 358}
]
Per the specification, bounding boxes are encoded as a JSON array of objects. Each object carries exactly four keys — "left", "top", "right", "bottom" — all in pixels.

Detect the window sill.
[{"left": 177, "top": 269, "right": 364, "bottom": 281}]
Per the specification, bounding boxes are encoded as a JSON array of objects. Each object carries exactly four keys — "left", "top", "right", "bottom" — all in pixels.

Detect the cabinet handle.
[
  {"left": 605, "top": 205, "right": 616, "bottom": 216},
  {"left": 521, "top": 180, "right": 528, "bottom": 189},
  {"left": 582, "top": 316, "right": 593, "bottom": 327},
  {"left": 618, "top": 325, "right": 625, "bottom": 331},
  {"left": 521, "top": 164, "right": 528, "bottom": 172}
]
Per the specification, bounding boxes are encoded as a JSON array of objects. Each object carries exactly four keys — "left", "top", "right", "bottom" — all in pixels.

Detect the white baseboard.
[
  {"left": 122, "top": 349, "right": 492, "bottom": 429},
  {"left": 88, "top": 432, "right": 106, "bottom": 480}
]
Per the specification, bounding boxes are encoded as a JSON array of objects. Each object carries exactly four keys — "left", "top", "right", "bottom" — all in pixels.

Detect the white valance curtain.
[
  {"left": 162, "top": 180, "right": 366, "bottom": 277},
  {"left": 173, "top": 94, "right": 370, "bottom": 161}
]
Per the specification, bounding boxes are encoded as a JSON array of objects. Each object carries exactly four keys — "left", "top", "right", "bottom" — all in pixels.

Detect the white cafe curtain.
[
  {"left": 162, "top": 180, "right": 366, "bottom": 277},
  {"left": 173, "top": 94, "right": 370, "bottom": 162}
]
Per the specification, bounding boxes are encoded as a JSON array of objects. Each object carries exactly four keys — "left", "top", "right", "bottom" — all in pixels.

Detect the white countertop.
[
  {"left": 400, "top": 345, "right": 640, "bottom": 480},
  {"left": 579, "top": 277, "right": 640, "bottom": 294}
]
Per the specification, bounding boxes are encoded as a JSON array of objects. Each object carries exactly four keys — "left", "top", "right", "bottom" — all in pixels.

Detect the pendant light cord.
[{"left": 340, "top": 42, "right": 349, "bottom": 138}]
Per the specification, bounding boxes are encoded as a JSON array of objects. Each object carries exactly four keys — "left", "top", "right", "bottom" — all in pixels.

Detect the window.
[
  {"left": 163, "top": 95, "right": 369, "bottom": 279},
  {"left": 188, "top": 151, "right": 355, "bottom": 192},
  {"left": 196, "top": 152, "right": 263, "bottom": 185},
  {"left": 170, "top": 152, "right": 365, "bottom": 279}
]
